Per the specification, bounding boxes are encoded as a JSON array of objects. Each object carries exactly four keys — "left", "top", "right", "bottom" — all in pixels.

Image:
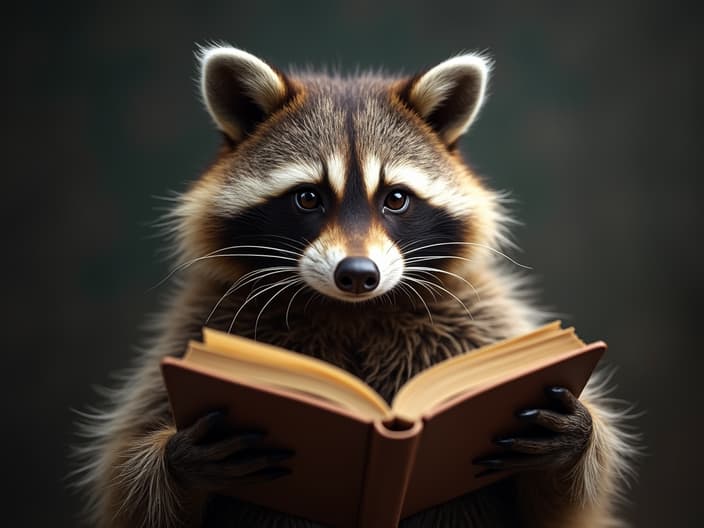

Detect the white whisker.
[
  {"left": 399, "top": 279, "right": 434, "bottom": 324},
  {"left": 152, "top": 244, "right": 303, "bottom": 289},
  {"left": 403, "top": 241, "right": 531, "bottom": 269},
  {"left": 396, "top": 236, "right": 448, "bottom": 254},
  {"left": 403, "top": 273, "right": 440, "bottom": 301},
  {"left": 254, "top": 234, "right": 308, "bottom": 252},
  {"left": 395, "top": 282, "right": 416, "bottom": 308},
  {"left": 303, "top": 291, "right": 322, "bottom": 315},
  {"left": 404, "top": 276, "right": 474, "bottom": 320},
  {"left": 403, "top": 268, "right": 445, "bottom": 287},
  {"left": 228, "top": 277, "right": 300, "bottom": 333},
  {"left": 406, "top": 265, "right": 481, "bottom": 302},
  {"left": 254, "top": 279, "right": 303, "bottom": 339},
  {"left": 285, "top": 285, "right": 308, "bottom": 330},
  {"left": 204, "top": 266, "right": 296, "bottom": 325},
  {"left": 238, "top": 268, "right": 297, "bottom": 292}
]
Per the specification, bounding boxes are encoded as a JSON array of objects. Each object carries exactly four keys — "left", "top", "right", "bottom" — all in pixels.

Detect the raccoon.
[{"left": 75, "top": 46, "right": 636, "bottom": 527}]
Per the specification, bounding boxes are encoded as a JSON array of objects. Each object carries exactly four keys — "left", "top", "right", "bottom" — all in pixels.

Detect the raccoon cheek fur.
[{"left": 73, "top": 45, "right": 638, "bottom": 528}]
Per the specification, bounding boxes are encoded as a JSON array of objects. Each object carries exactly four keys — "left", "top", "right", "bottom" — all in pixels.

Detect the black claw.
[
  {"left": 517, "top": 409, "right": 539, "bottom": 419},
  {"left": 206, "top": 410, "right": 227, "bottom": 423},
  {"left": 494, "top": 437, "right": 515, "bottom": 447},
  {"left": 546, "top": 386, "right": 567, "bottom": 396},
  {"left": 473, "top": 457, "right": 503, "bottom": 467}
]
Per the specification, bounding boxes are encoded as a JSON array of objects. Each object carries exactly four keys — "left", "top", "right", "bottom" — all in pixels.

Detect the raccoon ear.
[
  {"left": 399, "top": 54, "right": 491, "bottom": 145},
  {"left": 199, "top": 46, "right": 292, "bottom": 144}
]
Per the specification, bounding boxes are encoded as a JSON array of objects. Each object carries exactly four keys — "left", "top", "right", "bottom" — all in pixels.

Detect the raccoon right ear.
[
  {"left": 199, "top": 46, "right": 293, "bottom": 144},
  {"left": 398, "top": 53, "right": 491, "bottom": 146}
]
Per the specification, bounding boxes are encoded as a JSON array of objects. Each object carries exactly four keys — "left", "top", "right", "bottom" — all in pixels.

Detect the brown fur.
[{"left": 75, "top": 48, "right": 635, "bottom": 527}]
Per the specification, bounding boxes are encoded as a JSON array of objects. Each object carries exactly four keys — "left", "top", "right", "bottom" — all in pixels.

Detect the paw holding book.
[
  {"left": 165, "top": 410, "right": 292, "bottom": 493},
  {"left": 474, "top": 386, "right": 592, "bottom": 475}
]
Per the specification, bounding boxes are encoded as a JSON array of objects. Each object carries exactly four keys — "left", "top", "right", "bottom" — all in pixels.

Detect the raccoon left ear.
[
  {"left": 199, "top": 46, "right": 293, "bottom": 144},
  {"left": 399, "top": 53, "right": 491, "bottom": 145}
]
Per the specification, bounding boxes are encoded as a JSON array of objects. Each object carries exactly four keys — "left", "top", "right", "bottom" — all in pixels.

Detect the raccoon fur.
[{"left": 75, "top": 46, "right": 637, "bottom": 527}]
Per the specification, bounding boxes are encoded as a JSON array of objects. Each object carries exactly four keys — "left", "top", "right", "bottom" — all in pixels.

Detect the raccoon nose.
[{"left": 334, "top": 257, "right": 380, "bottom": 294}]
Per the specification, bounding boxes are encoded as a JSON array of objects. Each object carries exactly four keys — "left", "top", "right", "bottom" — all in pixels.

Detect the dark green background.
[{"left": 4, "top": 1, "right": 701, "bottom": 525}]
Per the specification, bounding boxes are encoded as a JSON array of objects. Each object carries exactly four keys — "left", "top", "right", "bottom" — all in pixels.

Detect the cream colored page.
[
  {"left": 198, "top": 329, "right": 390, "bottom": 417},
  {"left": 392, "top": 328, "right": 585, "bottom": 418},
  {"left": 391, "top": 322, "right": 568, "bottom": 412},
  {"left": 185, "top": 346, "right": 389, "bottom": 421},
  {"left": 401, "top": 337, "right": 578, "bottom": 417}
]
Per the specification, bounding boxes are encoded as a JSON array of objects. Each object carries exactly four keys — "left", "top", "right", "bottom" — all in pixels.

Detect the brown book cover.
[{"left": 161, "top": 334, "right": 604, "bottom": 527}]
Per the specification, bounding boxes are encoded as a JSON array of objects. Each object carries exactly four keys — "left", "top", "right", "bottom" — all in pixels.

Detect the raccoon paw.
[
  {"left": 473, "top": 386, "right": 592, "bottom": 477},
  {"left": 165, "top": 410, "right": 293, "bottom": 493}
]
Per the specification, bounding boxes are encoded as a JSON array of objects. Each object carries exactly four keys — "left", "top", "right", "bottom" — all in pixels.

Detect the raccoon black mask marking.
[{"left": 218, "top": 179, "right": 465, "bottom": 303}]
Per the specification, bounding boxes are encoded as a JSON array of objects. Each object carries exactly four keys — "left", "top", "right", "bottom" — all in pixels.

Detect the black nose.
[{"left": 334, "top": 257, "right": 380, "bottom": 294}]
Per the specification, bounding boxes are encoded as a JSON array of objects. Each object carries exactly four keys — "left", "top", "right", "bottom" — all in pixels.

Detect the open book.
[{"left": 161, "top": 322, "right": 605, "bottom": 527}]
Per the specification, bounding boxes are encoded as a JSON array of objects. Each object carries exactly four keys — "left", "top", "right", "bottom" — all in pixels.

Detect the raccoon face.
[{"left": 174, "top": 47, "right": 507, "bottom": 305}]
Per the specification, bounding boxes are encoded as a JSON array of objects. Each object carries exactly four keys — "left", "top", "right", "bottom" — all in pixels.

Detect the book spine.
[{"left": 356, "top": 418, "right": 423, "bottom": 528}]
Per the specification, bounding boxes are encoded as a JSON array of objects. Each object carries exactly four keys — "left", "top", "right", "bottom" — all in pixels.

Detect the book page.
[
  {"left": 391, "top": 322, "right": 586, "bottom": 419},
  {"left": 191, "top": 329, "right": 391, "bottom": 420},
  {"left": 187, "top": 324, "right": 585, "bottom": 424}
]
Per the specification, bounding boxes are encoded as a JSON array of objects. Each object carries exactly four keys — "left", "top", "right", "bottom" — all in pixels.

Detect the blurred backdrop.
[{"left": 3, "top": 1, "right": 702, "bottom": 525}]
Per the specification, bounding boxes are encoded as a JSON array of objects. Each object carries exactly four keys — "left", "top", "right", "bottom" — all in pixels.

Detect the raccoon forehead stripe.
[
  {"left": 362, "top": 155, "right": 381, "bottom": 198},
  {"left": 213, "top": 161, "right": 322, "bottom": 215},
  {"left": 385, "top": 164, "right": 474, "bottom": 218},
  {"left": 268, "top": 161, "right": 323, "bottom": 190},
  {"left": 327, "top": 153, "right": 346, "bottom": 198}
]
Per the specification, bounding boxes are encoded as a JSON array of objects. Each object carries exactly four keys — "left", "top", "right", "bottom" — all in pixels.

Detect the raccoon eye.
[
  {"left": 383, "top": 190, "right": 409, "bottom": 213},
  {"left": 295, "top": 189, "right": 321, "bottom": 211}
]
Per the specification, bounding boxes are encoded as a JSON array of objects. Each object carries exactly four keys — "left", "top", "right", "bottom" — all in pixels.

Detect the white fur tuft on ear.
[
  {"left": 406, "top": 53, "right": 492, "bottom": 144},
  {"left": 198, "top": 46, "right": 289, "bottom": 143}
]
